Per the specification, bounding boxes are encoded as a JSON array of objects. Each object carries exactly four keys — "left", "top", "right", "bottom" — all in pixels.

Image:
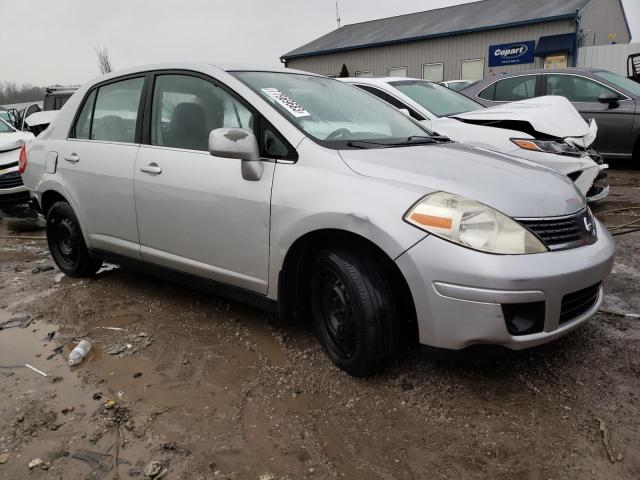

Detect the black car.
[{"left": 460, "top": 68, "right": 640, "bottom": 161}]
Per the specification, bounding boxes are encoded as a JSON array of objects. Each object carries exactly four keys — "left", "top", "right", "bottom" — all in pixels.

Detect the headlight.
[
  {"left": 511, "top": 138, "right": 581, "bottom": 157},
  {"left": 404, "top": 192, "right": 548, "bottom": 254}
]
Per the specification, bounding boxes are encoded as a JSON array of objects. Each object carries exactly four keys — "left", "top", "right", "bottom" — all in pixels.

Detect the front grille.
[
  {"left": 560, "top": 283, "right": 601, "bottom": 324},
  {"left": 0, "top": 161, "right": 18, "bottom": 169},
  {"left": 0, "top": 171, "right": 24, "bottom": 189},
  {"left": 0, "top": 190, "right": 29, "bottom": 206},
  {"left": 518, "top": 209, "right": 597, "bottom": 251}
]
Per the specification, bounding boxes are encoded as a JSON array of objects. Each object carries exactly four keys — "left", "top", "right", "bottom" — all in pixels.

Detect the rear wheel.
[
  {"left": 310, "top": 249, "right": 398, "bottom": 377},
  {"left": 46, "top": 201, "right": 102, "bottom": 277}
]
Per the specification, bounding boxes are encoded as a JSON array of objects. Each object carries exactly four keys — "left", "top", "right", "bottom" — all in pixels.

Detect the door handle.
[
  {"left": 139, "top": 163, "right": 162, "bottom": 175},
  {"left": 64, "top": 153, "right": 79, "bottom": 163}
]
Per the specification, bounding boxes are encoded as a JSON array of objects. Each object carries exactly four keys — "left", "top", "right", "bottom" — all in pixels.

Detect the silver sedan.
[{"left": 21, "top": 63, "right": 614, "bottom": 376}]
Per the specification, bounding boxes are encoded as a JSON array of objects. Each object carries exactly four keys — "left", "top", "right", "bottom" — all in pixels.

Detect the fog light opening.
[{"left": 502, "top": 301, "right": 545, "bottom": 336}]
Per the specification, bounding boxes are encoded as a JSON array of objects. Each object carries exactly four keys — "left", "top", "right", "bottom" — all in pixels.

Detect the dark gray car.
[{"left": 460, "top": 68, "right": 640, "bottom": 161}]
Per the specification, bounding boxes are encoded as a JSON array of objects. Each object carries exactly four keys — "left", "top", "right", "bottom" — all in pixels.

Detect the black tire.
[
  {"left": 46, "top": 201, "right": 102, "bottom": 277},
  {"left": 310, "top": 249, "right": 398, "bottom": 377}
]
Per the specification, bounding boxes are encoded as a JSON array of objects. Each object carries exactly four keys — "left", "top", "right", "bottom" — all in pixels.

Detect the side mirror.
[
  {"left": 209, "top": 128, "right": 263, "bottom": 181},
  {"left": 398, "top": 108, "right": 411, "bottom": 117},
  {"left": 598, "top": 91, "right": 619, "bottom": 108}
]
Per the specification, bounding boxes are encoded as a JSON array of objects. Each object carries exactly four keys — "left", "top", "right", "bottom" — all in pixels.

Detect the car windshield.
[
  {"left": 0, "top": 118, "right": 15, "bottom": 133},
  {"left": 233, "top": 71, "right": 436, "bottom": 149},
  {"left": 594, "top": 70, "right": 640, "bottom": 97},
  {"left": 389, "top": 80, "right": 484, "bottom": 117}
]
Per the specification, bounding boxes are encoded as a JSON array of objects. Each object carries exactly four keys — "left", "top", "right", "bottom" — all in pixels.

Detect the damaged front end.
[{"left": 453, "top": 97, "right": 608, "bottom": 202}]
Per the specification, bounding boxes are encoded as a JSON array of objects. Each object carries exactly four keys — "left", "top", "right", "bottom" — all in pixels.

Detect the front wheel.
[
  {"left": 310, "top": 249, "right": 398, "bottom": 377},
  {"left": 46, "top": 201, "right": 102, "bottom": 277}
]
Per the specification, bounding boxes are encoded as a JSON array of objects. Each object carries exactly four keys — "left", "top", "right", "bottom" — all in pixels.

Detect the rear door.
[
  {"left": 133, "top": 72, "right": 274, "bottom": 294},
  {"left": 543, "top": 74, "right": 635, "bottom": 158},
  {"left": 59, "top": 75, "right": 146, "bottom": 258}
]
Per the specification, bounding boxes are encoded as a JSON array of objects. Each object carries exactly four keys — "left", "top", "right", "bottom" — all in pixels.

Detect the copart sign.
[{"left": 488, "top": 40, "right": 535, "bottom": 67}]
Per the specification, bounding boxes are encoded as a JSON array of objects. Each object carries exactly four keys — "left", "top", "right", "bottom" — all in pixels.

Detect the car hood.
[
  {"left": 0, "top": 131, "right": 34, "bottom": 153},
  {"left": 338, "top": 142, "right": 585, "bottom": 218},
  {"left": 452, "top": 95, "right": 594, "bottom": 144}
]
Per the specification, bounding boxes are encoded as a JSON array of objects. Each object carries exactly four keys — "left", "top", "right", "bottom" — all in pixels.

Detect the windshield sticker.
[{"left": 261, "top": 88, "right": 310, "bottom": 117}]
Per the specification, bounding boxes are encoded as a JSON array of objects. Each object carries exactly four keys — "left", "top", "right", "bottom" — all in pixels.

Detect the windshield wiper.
[
  {"left": 346, "top": 140, "right": 395, "bottom": 149},
  {"left": 405, "top": 135, "right": 451, "bottom": 143},
  {"left": 346, "top": 135, "right": 451, "bottom": 149}
]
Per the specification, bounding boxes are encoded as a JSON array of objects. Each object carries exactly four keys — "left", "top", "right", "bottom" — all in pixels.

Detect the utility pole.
[{"left": 336, "top": 0, "right": 341, "bottom": 28}]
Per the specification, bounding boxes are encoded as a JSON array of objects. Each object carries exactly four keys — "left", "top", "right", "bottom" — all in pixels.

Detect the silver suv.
[{"left": 21, "top": 63, "right": 615, "bottom": 376}]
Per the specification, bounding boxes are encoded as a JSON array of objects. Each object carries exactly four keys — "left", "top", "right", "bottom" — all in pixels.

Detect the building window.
[
  {"left": 387, "top": 67, "right": 407, "bottom": 77},
  {"left": 355, "top": 70, "right": 374, "bottom": 78},
  {"left": 460, "top": 59, "right": 484, "bottom": 81},
  {"left": 544, "top": 54, "right": 568, "bottom": 69},
  {"left": 422, "top": 63, "right": 444, "bottom": 82}
]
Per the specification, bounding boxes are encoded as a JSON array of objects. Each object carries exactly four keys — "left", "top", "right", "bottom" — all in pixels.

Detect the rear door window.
[
  {"left": 491, "top": 76, "right": 537, "bottom": 102},
  {"left": 91, "top": 77, "right": 145, "bottom": 143},
  {"left": 73, "top": 90, "right": 97, "bottom": 139},
  {"left": 545, "top": 74, "right": 619, "bottom": 103}
]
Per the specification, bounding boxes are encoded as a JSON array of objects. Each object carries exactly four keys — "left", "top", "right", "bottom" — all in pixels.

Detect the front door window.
[{"left": 151, "top": 74, "right": 253, "bottom": 151}]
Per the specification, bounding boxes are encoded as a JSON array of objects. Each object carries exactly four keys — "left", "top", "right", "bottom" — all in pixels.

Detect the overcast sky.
[{"left": 2, "top": 0, "right": 639, "bottom": 86}]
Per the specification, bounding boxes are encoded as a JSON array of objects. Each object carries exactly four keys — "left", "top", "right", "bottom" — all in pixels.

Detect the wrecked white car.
[
  {"left": 342, "top": 78, "right": 608, "bottom": 202},
  {"left": 0, "top": 118, "right": 35, "bottom": 215}
]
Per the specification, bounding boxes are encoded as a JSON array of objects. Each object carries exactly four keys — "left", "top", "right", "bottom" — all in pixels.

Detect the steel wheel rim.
[
  {"left": 315, "top": 269, "right": 357, "bottom": 359},
  {"left": 54, "top": 218, "right": 78, "bottom": 267}
]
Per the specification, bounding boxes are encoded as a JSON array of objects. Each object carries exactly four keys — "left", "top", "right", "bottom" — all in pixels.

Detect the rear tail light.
[{"left": 18, "top": 144, "right": 27, "bottom": 174}]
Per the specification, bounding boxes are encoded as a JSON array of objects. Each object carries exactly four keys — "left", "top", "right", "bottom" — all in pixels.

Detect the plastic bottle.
[{"left": 68, "top": 340, "right": 92, "bottom": 366}]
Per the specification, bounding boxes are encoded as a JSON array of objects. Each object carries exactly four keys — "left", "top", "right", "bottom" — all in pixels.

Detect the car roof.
[
  {"left": 341, "top": 77, "right": 429, "bottom": 84},
  {"left": 81, "top": 62, "right": 321, "bottom": 84},
  {"left": 481, "top": 67, "right": 607, "bottom": 79}
]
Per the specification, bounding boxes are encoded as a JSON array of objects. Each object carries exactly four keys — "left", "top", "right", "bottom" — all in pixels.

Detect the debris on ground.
[
  {"left": 28, "top": 457, "right": 45, "bottom": 469},
  {"left": 0, "top": 452, "right": 10, "bottom": 464},
  {"left": 68, "top": 339, "right": 92, "bottom": 366},
  {"left": 143, "top": 460, "right": 166, "bottom": 479},
  {"left": 31, "top": 265, "right": 54, "bottom": 274},
  {"left": 105, "top": 334, "right": 153, "bottom": 357},
  {"left": 600, "top": 308, "right": 640, "bottom": 319},
  {"left": 104, "top": 400, "right": 117, "bottom": 410},
  {"left": 0, "top": 314, "right": 33, "bottom": 330},
  {"left": 24, "top": 363, "right": 48, "bottom": 377},
  {"left": 161, "top": 442, "right": 192, "bottom": 456},
  {"left": 596, "top": 417, "right": 624, "bottom": 463},
  {"left": 70, "top": 449, "right": 112, "bottom": 478}
]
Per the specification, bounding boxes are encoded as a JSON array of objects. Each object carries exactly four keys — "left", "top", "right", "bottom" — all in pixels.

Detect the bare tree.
[
  {"left": 95, "top": 45, "right": 112, "bottom": 75},
  {"left": 0, "top": 82, "right": 46, "bottom": 104}
]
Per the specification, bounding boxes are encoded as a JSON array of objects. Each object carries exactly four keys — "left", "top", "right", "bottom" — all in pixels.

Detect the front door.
[
  {"left": 60, "top": 76, "right": 146, "bottom": 258},
  {"left": 134, "top": 73, "right": 273, "bottom": 294},
  {"left": 543, "top": 74, "right": 635, "bottom": 158}
]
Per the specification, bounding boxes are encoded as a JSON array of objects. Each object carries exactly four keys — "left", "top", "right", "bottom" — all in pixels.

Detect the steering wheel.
[{"left": 326, "top": 128, "right": 352, "bottom": 140}]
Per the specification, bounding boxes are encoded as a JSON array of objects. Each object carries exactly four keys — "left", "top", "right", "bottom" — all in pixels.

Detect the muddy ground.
[{"left": 0, "top": 169, "right": 639, "bottom": 480}]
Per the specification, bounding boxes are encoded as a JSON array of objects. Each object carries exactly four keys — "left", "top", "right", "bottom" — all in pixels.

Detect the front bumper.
[{"left": 395, "top": 218, "right": 615, "bottom": 350}]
